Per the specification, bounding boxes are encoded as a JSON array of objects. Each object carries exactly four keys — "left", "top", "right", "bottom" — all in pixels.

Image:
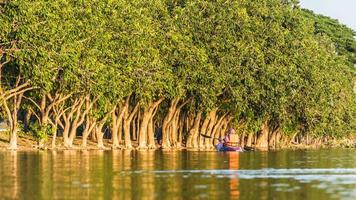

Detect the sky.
[{"left": 299, "top": 0, "right": 356, "bottom": 31}]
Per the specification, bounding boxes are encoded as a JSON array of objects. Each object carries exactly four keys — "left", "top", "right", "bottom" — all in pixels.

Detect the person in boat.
[
  {"left": 216, "top": 128, "right": 243, "bottom": 152},
  {"left": 223, "top": 128, "right": 235, "bottom": 145}
]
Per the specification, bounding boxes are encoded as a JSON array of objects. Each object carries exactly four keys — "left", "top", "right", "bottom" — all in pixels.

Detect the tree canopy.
[
  {"left": 302, "top": 9, "right": 356, "bottom": 67},
  {"left": 0, "top": 0, "right": 354, "bottom": 150}
]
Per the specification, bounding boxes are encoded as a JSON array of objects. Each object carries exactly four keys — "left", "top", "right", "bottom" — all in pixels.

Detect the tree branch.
[{"left": 23, "top": 96, "right": 41, "bottom": 110}]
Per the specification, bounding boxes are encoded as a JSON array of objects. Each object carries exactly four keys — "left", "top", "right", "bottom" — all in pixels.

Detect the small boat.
[
  {"left": 200, "top": 133, "right": 254, "bottom": 152},
  {"left": 216, "top": 143, "right": 243, "bottom": 152},
  {"left": 215, "top": 143, "right": 254, "bottom": 152}
]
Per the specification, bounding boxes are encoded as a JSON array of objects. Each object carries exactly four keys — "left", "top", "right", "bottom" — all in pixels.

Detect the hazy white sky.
[{"left": 299, "top": 0, "right": 356, "bottom": 30}]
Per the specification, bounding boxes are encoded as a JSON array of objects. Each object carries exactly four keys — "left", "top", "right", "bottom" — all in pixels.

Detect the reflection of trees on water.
[
  {"left": 1, "top": 151, "right": 235, "bottom": 199},
  {"left": 61, "top": 150, "right": 86, "bottom": 198},
  {"left": 0, "top": 151, "right": 18, "bottom": 199},
  {"left": 0, "top": 151, "right": 242, "bottom": 199},
  {"left": 112, "top": 150, "right": 135, "bottom": 199},
  {"left": 111, "top": 150, "right": 124, "bottom": 199},
  {"left": 40, "top": 151, "right": 52, "bottom": 198},
  {"left": 137, "top": 151, "right": 155, "bottom": 200},
  {"left": 11, "top": 151, "right": 18, "bottom": 199},
  {"left": 44, "top": 150, "right": 109, "bottom": 199},
  {"left": 0, "top": 150, "right": 346, "bottom": 199},
  {"left": 155, "top": 151, "right": 183, "bottom": 199},
  {"left": 51, "top": 151, "right": 60, "bottom": 199},
  {"left": 80, "top": 150, "right": 91, "bottom": 198}
]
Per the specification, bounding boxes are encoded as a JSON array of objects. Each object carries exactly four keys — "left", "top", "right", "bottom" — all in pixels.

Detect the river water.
[{"left": 0, "top": 149, "right": 355, "bottom": 200}]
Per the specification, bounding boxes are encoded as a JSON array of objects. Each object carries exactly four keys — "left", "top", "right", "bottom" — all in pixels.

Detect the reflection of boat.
[{"left": 229, "top": 150, "right": 240, "bottom": 198}]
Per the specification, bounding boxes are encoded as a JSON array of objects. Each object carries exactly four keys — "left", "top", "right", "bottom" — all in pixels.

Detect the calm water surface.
[{"left": 0, "top": 149, "right": 355, "bottom": 200}]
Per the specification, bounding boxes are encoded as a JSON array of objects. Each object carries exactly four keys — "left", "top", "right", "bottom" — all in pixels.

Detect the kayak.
[{"left": 216, "top": 143, "right": 243, "bottom": 152}]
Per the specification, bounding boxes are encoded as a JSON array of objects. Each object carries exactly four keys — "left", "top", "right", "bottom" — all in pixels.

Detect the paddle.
[
  {"left": 200, "top": 133, "right": 255, "bottom": 151},
  {"left": 200, "top": 133, "right": 220, "bottom": 140}
]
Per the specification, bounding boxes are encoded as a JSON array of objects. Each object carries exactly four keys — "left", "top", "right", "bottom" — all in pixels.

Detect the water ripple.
[
  {"left": 124, "top": 168, "right": 356, "bottom": 176},
  {"left": 119, "top": 168, "right": 356, "bottom": 199}
]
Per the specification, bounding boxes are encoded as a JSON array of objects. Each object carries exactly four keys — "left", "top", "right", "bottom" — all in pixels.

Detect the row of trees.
[
  {"left": 0, "top": 0, "right": 355, "bottom": 150},
  {"left": 302, "top": 9, "right": 355, "bottom": 67}
]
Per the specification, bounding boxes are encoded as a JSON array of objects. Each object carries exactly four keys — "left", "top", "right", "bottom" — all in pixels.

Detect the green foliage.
[
  {"left": 29, "top": 122, "right": 51, "bottom": 140},
  {"left": 1, "top": 0, "right": 354, "bottom": 140},
  {"left": 302, "top": 9, "right": 356, "bottom": 67}
]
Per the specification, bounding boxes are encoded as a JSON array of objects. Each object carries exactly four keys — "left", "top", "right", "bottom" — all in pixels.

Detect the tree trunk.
[
  {"left": 96, "top": 123, "right": 105, "bottom": 149},
  {"left": 67, "top": 119, "right": 81, "bottom": 146},
  {"left": 275, "top": 129, "right": 281, "bottom": 148},
  {"left": 81, "top": 118, "right": 96, "bottom": 148},
  {"left": 169, "top": 99, "right": 190, "bottom": 148},
  {"left": 111, "top": 111, "right": 119, "bottom": 148},
  {"left": 240, "top": 132, "right": 245, "bottom": 147},
  {"left": 135, "top": 109, "right": 140, "bottom": 142},
  {"left": 51, "top": 124, "right": 58, "bottom": 149},
  {"left": 246, "top": 133, "right": 253, "bottom": 147},
  {"left": 40, "top": 93, "right": 72, "bottom": 149},
  {"left": 68, "top": 102, "right": 85, "bottom": 147},
  {"left": 198, "top": 114, "right": 210, "bottom": 149},
  {"left": 162, "top": 99, "right": 178, "bottom": 149},
  {"left": 192, "top": 112, "right": 202, "bottom": 149},
  {"left": 147, "top": 113, "right": 156, "bottom": 149},
  {"left": 219, "top": 117, "right": 231, "bottom": 140},
  {"left": 62, "top": 101, "right": 80, "bottom": 148},
  {"left": 186, "top": 112, "right": 202, "bottom": 149},
  {"left": 132, "top": 115, "right": 137, "bottom": 141},
  {"left": 63, "top": 122, "right": 71, "bottom": 148},
  {"left": 91, "top": 128, "right": 97, "bottom": 142},
  {"left": 268, "top": 127, "right": 280, "bottom": 149},
  {"left": 1, "top": 78, "right": 33, "bottom": 149},
  {"left": 138, "top": 107, "right": 150, "bottom": 149},
  {"left": 177, "top": 113, "right": 185, "bottom": 147},
  {"left": 9, "top": 126, "right": 18, "bottom": 150},
  {"left": 24, "top": 109, "right": 32, "bottom": 132},
  {"left": 111, "top": 105, "right": 125, "bottom": 149},
  {"left": 138, "top": 98, "right": 164, "bottom": 149},
  {"left": 123, "top": 98, "right": 131, "bottom": 148},
  {"left": 187, "top": 114, "right": 194, "bottom": 130},
  {"left": 170, "top": 108, "right": 181, "bottom": 148},
  {"left": 123, "top": 100, "right": 139, "bottom": 149},
  {"left": 66, "top": 97, "right": 94, "bottom": 148},
  {"left": 6, "top": 91, "right": 23, "bottom": 150},
  {"left": 211, "top": 114, "right": 227, "bottom": 146},
  {"left": 123, "top": 118, "right": 132, "bottom": 149},
  {"left": 256, "top": 121, "right": 269, "bottom": 149},
  {"left": 205, "top": 109, "right": 217, "bottom": 148},
  {"left": 4, "top": 102, "right": 16, "bottom": 149}
]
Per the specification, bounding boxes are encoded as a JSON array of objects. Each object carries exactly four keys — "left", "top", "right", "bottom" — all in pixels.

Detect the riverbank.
[
  {"left": 0, "top": 132, "right": 116, "bottom": 151},
  {"left": 0, "top": 132, "right": 354, "bottom": 151}
]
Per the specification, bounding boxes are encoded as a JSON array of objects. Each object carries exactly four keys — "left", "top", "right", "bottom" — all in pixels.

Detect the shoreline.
[{"left": 1, "top": 132, "right": 354, "bottom": 151}]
